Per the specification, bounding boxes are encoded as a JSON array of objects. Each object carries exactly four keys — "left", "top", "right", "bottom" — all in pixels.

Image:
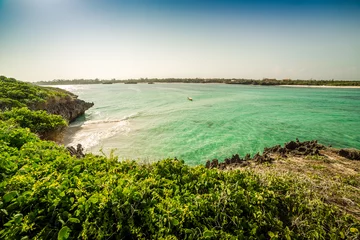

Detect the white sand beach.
[{"left": 280, "top": 85, "right": 360, "bottom": 89}]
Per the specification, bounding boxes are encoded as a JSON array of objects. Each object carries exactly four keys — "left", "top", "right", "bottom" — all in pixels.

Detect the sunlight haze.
[{"left": 0, "top": 0, "right": 359, "bottom": 81}]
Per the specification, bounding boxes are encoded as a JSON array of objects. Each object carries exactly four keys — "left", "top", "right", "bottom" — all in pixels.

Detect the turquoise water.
[{"left": 58, "top": 83, "right": 360, "bottom": 165}]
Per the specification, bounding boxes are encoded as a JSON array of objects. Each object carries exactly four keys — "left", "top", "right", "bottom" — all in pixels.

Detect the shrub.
[
  {"left": 0, "top": 76, "right": 66, "bottom": 110},
  {"left": 0, "top": 107, "right": 67, "bottom": 137},
  {"left": 0, "top": 124, "right": 358, "bottom": 239}
]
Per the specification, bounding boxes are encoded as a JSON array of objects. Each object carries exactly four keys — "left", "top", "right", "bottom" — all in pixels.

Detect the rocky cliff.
[{"left": 30, "top": 89, "right": 94, "bottom": 123}]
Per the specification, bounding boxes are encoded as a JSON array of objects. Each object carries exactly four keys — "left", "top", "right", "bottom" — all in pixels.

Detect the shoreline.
[
  {"left": 41, "top": 82, "right": 360, "bottom": 88},
  {"left": 205, "top": 139, "right": 360, "bottom": 170},
  {"left": 279, "top": 84, "right": 360, "bottom": 89}
]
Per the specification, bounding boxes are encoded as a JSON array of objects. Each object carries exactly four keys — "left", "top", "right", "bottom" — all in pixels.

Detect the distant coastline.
[
  {"left": 35, "top": 78, "right": 360, "bottom": 87},
  {"left": 279, "top": 85, "right": 360, "bottom": 89}
]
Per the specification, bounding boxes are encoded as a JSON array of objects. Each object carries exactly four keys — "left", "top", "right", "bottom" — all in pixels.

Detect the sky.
[{"left": 0, "top": 0, "right": 359, "bottom": 82}]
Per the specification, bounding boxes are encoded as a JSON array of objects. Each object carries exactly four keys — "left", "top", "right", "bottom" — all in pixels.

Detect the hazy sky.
[{"left": 0, "top": 0, "right": 359, "bottom": 82}]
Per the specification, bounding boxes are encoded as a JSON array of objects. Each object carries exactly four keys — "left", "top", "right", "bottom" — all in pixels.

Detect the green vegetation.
[
  {"left": 0, "top": 107, "right": 67, "bottom": 138},
  {"left": 1, "top": 76, "right": 359, "bottom": 239},
  {"left": 37, "top": 77, "right": 360, "bottom": 86},
  {"left": 0, "top": 76, "right": 66, "bottom": 111},
  {"left": 0, "top": 120, "right": 359, "bottom": 239}
]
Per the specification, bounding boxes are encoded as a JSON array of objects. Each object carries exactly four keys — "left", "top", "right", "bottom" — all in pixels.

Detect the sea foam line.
[{"left": 66, "top": 113, "right": 139, "bottom": 151}]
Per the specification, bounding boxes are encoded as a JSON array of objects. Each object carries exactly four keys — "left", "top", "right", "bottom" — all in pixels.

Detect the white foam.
[{"left": 66, "top": 119, "right": 130, "bottom": 151}]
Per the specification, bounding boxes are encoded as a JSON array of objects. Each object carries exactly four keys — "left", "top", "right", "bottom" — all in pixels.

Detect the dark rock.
[
  {"left": 285, "top": 141, "right": 298, "bottom": 150},
  {"left": 253, "top": 152, "right": 261, "bottom": 161},
  {"left": 209, "top": 159, "right": 219, "bottom": 168},
  {"left": 67, "top": 143, "right": 85, "bottom": 158},
  {"left": 253, "top": 153, "right": 273, "bottom": 163},
  {"left": 205, "top": 160, "right": 211, "bottom": 168},
  {"left": 218, "top": 163, "right": 226, "bottom": 170},
  {"left": 204, "top": 139, "right": 332, "bottom": 170},
  {"left": 298, "top": 147, "right": 306, "bottom": 152},
  {"left": 239, "top": 161, "right": 250, "bottom": 167},
  {"left": 232, "top": 154, "right": 241, "bottom": 163},
  {"left": 270, "top": 139, "right": 326, "bottom": 157},
  {"left": 31, "top": 92, "right": 94, "bottom": 123},
  {"left": 279, "top": 148, "right": 286, "bottom": 154},
  {"left": 264, "top": 145, "right": 281, "bottom": 154},
  {"left": 67, "top": 146, "right": 76, "bottom": 155},
  {"left": 339, "top": 149, "right": 360, "bottom": 160}
]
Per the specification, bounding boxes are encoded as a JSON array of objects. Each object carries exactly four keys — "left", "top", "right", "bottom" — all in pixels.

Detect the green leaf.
[
  {"left": 68, "top": 218, "right": 80, "bottom": 224},
  {"left": 350, "top": 228, "right": 358, "bottom": 233},
  {"left": 1, "top": 209, "right": 8, "bottom": 215},
  {"left": 171, "top": 218, "right": 179, "bottom": 226},
  {"left": 3, "top": 191, "right": 17, "bottom": 203},
  {"left": 73, "top": 165, "right": 81, "bottom": 173},
  {"left": 58, "top": 226, "right": 71, "bottom": 240},
  {"left": 203, "top": 230, "right": 214, "bottom": 238},
  {"left": 14, "top": 213, "right": 23, "bottom": 224},
  {"left": 58, "top": 216, "right": 65, "bottom": 226},
  {"left": 90, "top": 196, "right": 98, "bottom": 204},
  {"left": 4, "top": 221, "right": 12, "bottom": 227}
]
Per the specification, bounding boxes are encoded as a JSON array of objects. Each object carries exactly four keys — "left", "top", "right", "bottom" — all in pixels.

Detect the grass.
[{"left": 237, "top": 149, "right": 360, "bottom": 221}]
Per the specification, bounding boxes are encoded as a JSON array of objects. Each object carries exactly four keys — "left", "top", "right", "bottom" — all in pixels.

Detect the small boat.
[{"left": 188, "top": 97, "right": 193, "bottom": 101}]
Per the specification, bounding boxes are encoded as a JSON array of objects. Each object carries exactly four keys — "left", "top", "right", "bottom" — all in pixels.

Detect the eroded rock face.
[
  {"left": 31, "top": 94, "right": 94, "bottom": 123},
  {"left": 44, "top": 98, "right": 94, "bottom": 123},
  {"left": 264, "top": 139, "right": 325, "bottom": 157},
  {"left": 205, "top": 139, "right": 327, "bottom": 169}
]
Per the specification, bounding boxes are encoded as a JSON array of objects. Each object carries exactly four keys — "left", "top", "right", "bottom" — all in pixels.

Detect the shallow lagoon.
[{"left": 59, "top": 83, "right": 360, "bottom": 165}]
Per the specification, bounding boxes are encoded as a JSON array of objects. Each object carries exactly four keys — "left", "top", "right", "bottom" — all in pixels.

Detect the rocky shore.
[
  {"left": 206, "top": 139, "right": 360, "bottom": 170},
  {"left": 31, "top": 89, "right": 94, "bottom": 123},
  {"left": 67, "top": 143, "right": 86, "bottom": 158}
]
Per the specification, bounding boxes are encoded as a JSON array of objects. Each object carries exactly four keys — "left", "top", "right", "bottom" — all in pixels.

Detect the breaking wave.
[{"left": 66, "top": 112, "right": 141, "bottom": 150}]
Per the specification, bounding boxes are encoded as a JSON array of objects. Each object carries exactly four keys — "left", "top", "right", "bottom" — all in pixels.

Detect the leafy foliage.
[
  {"left": 0, "top": 122, "right": 359, "bottom": 239},
  {"left": 0, "top": 107, "right": 67, "bottom": 137},
  {"left": 0, "top": 75, "right": 358, "bottom": 238},
  {"left": 0, "top": 76, "right": 66, "bottom": 111}
]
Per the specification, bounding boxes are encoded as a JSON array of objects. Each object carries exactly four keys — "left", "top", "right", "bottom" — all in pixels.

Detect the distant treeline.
[{"left": 36, "top": 78, "right": 360, "bottom": 86}]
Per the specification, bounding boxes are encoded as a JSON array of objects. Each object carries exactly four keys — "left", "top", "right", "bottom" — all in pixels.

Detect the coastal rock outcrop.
[
  {"left": 205, "top": 139, "right": 327, "bottom": 170},
  {"left": 263, "top": 139, "right": 325, "bottom": 157},
  {"left": 67, "top": 144, "right": 85, "bottom": 158},
  {"left": 30, "top": 91, "right": 94, "bottom": 123}
]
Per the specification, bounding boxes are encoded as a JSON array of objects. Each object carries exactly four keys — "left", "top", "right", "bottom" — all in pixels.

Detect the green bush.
[
  {"left": 0, "top": 120, "right": 39, "bottom": 149},
  {"left": 0, "top": 107, "right": 67, "bottom": 137},
  {"left": 0, "top": 123, "right": 359, "bottom": 239},
  {"left": 0, "top": 98, "right": 26, "bottom": 110},
  {"left": 0, "top": 76, "right": 66, "bottom": 110},
  {"left": 0, "top": 76, "right": 359, "bottom": 238}
]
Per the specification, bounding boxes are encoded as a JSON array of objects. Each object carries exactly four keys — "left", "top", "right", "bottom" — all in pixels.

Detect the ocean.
[{"left": 57, "top": 83, "right": 360, "bottom": 165}]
